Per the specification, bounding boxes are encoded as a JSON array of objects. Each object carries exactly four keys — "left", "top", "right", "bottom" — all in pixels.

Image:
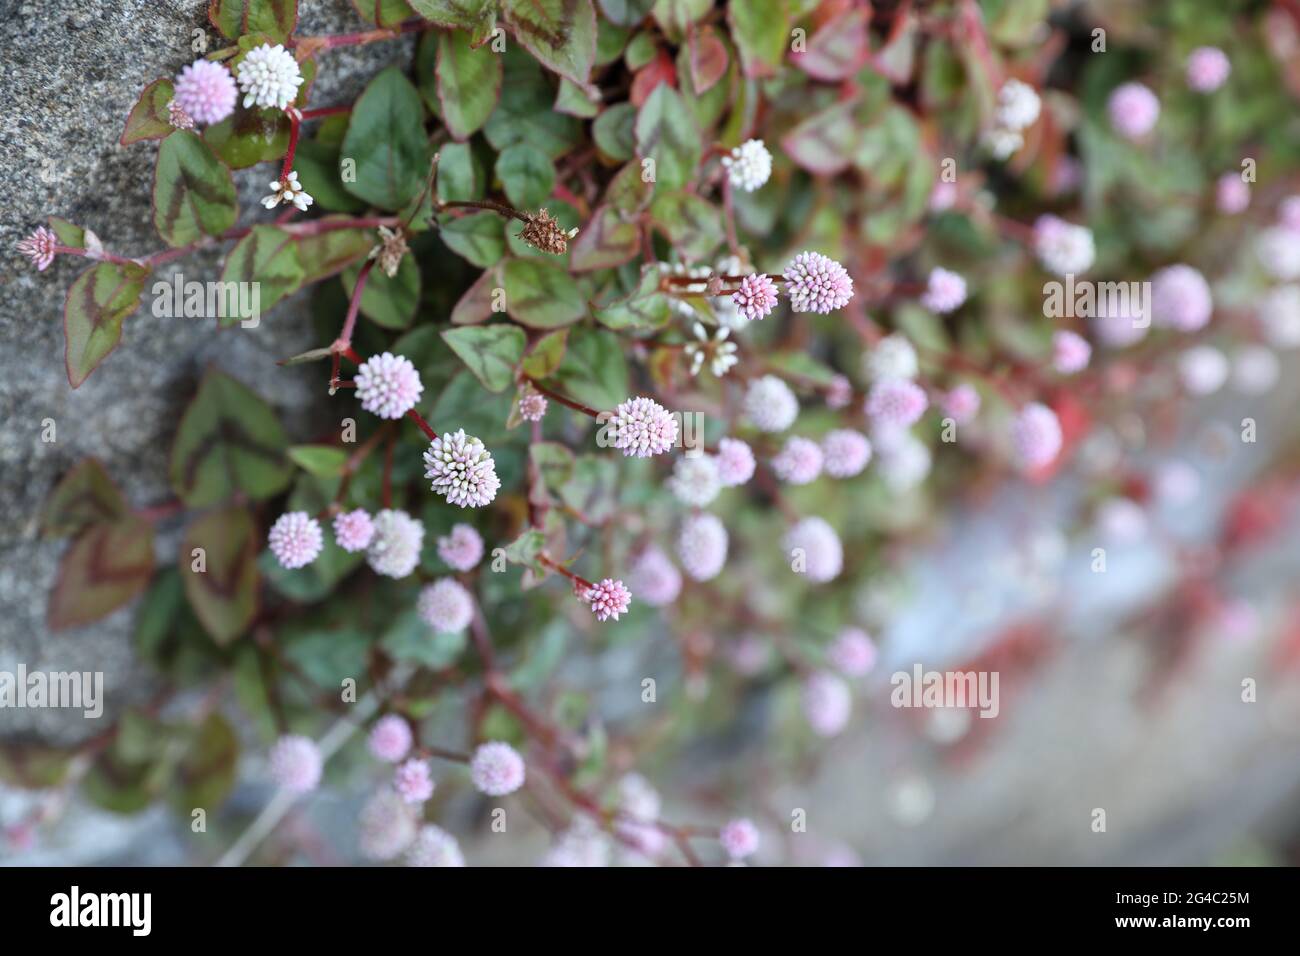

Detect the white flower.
[
  {"left": 1255, "top": 226, "right": 1300, "bottom": 281},
  {"left": 721, "top": 139, "right": 772, "bottom": 192},
  {"left": 237, "top": 43, "right": 303, "bottom": 110},
  {"left": 1178, "top": 345, "right": 1229, "bottom": 395},
  {"left": 743, "top": 375, "right": 799, "bottom": 432},
  {"left": 1034, "top": 215, "right": 1095, "bottom": 276},
  {"left": 996, "top": 79, "right": 1041, "bottom": 131},
  {"left": 877, "top": 434, "right": 932, "bottom": 492},
  {"left": 668, "top": 454, "right": 722, "bottom": 507},
  {"left": 261, "top": 171, "right": 313, "bottom": 211},
  {"left": 982, "top": 127, "right": 1024, "bottom": 160},
  {"left": 683, "top": 322, "right": 738, "bottom": 377},
  {"left": 863, "top": 333, "right": 918, "bottom": 381},
  {"left": 1258, "top": 284, "right": 1300, "bottom": 348},
  {"left": 366, "top": 509, "right": 425, "bottom": 580}
]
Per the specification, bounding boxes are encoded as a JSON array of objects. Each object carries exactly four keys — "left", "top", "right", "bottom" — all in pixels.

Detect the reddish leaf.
[
  {"left": 41, "top": 459, "right": 128, "bottom": 538},
  {"left": 792, "top": 9, "right": 869, "bottom": 82},
  {"left": 64, "top": 262, "right": 150, "bottom": 389},
  {"left": 569, "top": 205, "right": 641, "bottom": 272},
  {"left": 451, "top": 264, "right": 504, "bottom": 325},
  {"left": 688, "top": 25, "right": 729, "bottom": 93},
  {"left": 181, "top": 507, "right": 259, "bottom": 646},
  {"left": 631, "top": 49, "right": 677, "bottom": 107},
  {"left": 781, "top": 98, "right": 858, "bottom": 176},
  {"left": 48, "top": 517, "right": 154, "bottom": 631}
]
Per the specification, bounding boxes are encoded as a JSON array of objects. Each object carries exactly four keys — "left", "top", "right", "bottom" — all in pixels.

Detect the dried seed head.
[{"left": 519, "top": 208, "right": 571, "bottom": 255}]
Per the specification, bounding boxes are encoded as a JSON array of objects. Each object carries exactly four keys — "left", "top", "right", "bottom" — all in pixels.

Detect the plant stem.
[
  {"left": 437, "top": 198, "right": 531, "bottom": 223},
  {"left": 526, "top": 377, "right": 603, "bottom": 419}
]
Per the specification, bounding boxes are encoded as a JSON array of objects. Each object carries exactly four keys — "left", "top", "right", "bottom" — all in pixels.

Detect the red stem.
[
  {"left": 526, "top": 377, "right": 603, "bottom": 419},
  {"left": 280, "top": 109, "right": 301, "bottom": 180}
]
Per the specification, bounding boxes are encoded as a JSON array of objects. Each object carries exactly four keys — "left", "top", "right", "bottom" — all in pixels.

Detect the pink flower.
[
  {"left": 1186, "top": 46, "right": 1230, "bottom": 93},
  {"left": 732, "top": 273, "right": 780, "bottom": 320},
  {"left": 715, "top": 437, "right": 756, "bottom": 486},
  {"left": 1216, "top": 173, "right": 1250, "bottom": 215},
  {"left": 784, "top": 251, "right": 854, "bottom": 313},
  {"left": 785, "top": 517, "right": 843, "bottom": 583},
  {"left": 941, "top": 384, "right": 981, "bottom": 424},
  {"left": 437, "top": 523, "right": 484, "bottom": 571},
  {"left": 607, "top": 396, "right": 678, "bottom": 458},
  {"left": 771, "top": 436, "right": 823, "bottom": 485},
  {"left": 1150, "top": 264, "right": 1212, "bottom": 332},
  {"left": 407, "top": 825, "right": 465, "bottom": 867},
  {"left": 866, "top": 380, "right": 928, "bottom": 429},
  {"left": 1108, "top": 82, "right": 1160, "bottom": 140},
  {"left": 1033, "top": 214, "right": 1095, "bottom": 276},
  {"left": 418, "top": 579, "right": 474, "bottom": 633},
  {"left": 470, "top": 741, "right": 526, "bottom": 796},
  {"left": 584, "top": 578, "right": 632, "bottom": 622},
  {"left": 359, "top": 790, "right": 417, "bottom": 860},
  {"left": 629, "top": 547, "right": 682, "bottom": 608},
  {"left": 821, "top": 429, "right": 872, "bottom": 478},
  {"left": 1179, "top": 345, "right": 1229, "bottom": 395},
  {"left": 394, "top": 759, "right": 435, "bottom": 804},
  {"left": 167, "top": 99, "right": 195, "bottom": 130},
  {"left": 825, "top": 374, "right": 853, "bottom": 410},
  {"left": 355, "top": 352, "right": 423, "bottom": 420},
  {"left": 920, "top": 267, "right": 967, "bottom": 313},
  {"left": 268, "top": 511, "right": 323, "bottom": 569},
  {"left": 333, "top": 509, "right": 374, "bottom": 553},
  {"left": 518, "top": 388, "right": 548, "bottom": 422},
  {"left": 17, "top": 226, "right": 58, "bottom": 271},
  {"left": 368, "top": 715, "right": 412, "bottom": 763},
  {"left": 1278, "top": 195, "right": 1300, "bottom": 230},
  {"left": 677, "top": 513, "right": 728, "bottom": 581},
  {"left": 1052, "top": 330, "right": 1092, "bottom": 374},
  {"left": 424, "top": 430, "right": 500, "bottom": 507},
  {"left": 803, "top": 671, "right": 852, "bottom": 737},
  {"left": 829, "top": 628, "right": 877, "bottom": 677},
  {"left": 1011, "top": 402, "right": 1063, "bottom": 472},
  {"left": 719, "top": 818, "right": 760, "bottom": 860},
  {"left": 929, "top": 180, "right": 959, "bottom": 212},
  {"left": 269, "top": 735, "right": 322, "bottom": 794},
  {"left": 172, "top": 58, "right": 237, "bottom": 125}
]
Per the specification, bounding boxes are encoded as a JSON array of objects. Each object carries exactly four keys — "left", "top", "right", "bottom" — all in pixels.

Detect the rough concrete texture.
[{"left": 0, "top": 1, "right": 413, "bottom": 743}]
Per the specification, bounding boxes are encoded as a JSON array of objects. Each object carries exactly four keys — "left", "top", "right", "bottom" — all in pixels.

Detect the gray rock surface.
[{"left": 0, "top": 1, "right": 413, "bottom": 743}]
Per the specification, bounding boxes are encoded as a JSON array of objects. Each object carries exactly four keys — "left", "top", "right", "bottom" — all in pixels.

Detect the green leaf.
[
  {"left": 635, "top": 84, "right": 700, "bottom": 191},
  {"left": 600, "top": 0, "right": 654, "bottom": 28},
  {"left": 64, "top": 262, "right": 150, "bottom": 389},
  {"left": 559, "top": 455, "right": 619, "bottom": 523},
  {"left": 569, "top": 204, "right": 640, "bottom": 272},
  {"left": 442, "top": 325, "right": 527, "bottom": 392},
  {"left": 765, "top": 350, "right": 838, "bottom": 388},
  {"left": 544, "top": 326, "right": 627, "bottom": 409},
  {"left": 261, "top": 530, "right": 363, "bottom": 602},
  {"left": 593, "top": 102, "right": 636, "bottom": 161},
  {"left": 556, "top": 77, "right": 601, "bottom": 117},
  {"left": 350, "top": 0, "right": 416, "bottom": 26},
  {"left": 202, "top": 105, "right": 290, "bottom": 169},
  {"left": 431, "top": 370, "right": 516, "bottom": 445},
  {"left": 48, "top": 517, "right": 154, "bottom": 631},
  {"left": 502, "top": 528, "right": 546, "bottom": 568},
  {"left": 153, "top": 131, "right": 238, "bottom": 248},
  {"left": 484, "top": 48, "right": 582, "bottom": 159},
  {"left": 121, "top": 78, "right": 175, "bottom": 145},
  {"left": 436, "top": 141, "right": 483, "bottom": 201},
  {"left": 592, "top": 264, "right": 670, "bottom": 331},
  {"left": 342, "top": 255, "right": 421, "bottom": 329},
  {"left": 410, "top": 0, "right": 496, "bottom": 36},
  {"left": 437, "top": 27, "right": 502, "bottom": 139},
  {"left": 382, "top": 609, "right": 466, "bottom": 667},
  {"left": 440, "top": 211, "right": 506, "bottom": 267},
  {"left": 219, "top": 226, "right": 304, "bottom": 315},
  {"left": 528, "top": 441, "right": 575, "bottom": 501},
  {"left": 651, "top": 0, "right": 710, "bottom": 38},
  {"left": 341, "top": 67, "right": 431, "bottom": 211},
  {"left": 293, "top": 138, "right": 367, "bottom": 213},
  {"left": 170, "top": 368, "right": 293, "bottom": 507},
  {"left": 42, "top": 459, "right": 128, "bottom": 538},
  {"left": 503, "top": 257, "right": 586, "bottom": 328},
  {"left": 496, "top": 144, "right": 555, "bottom": 209},
  {"left": 521, "top": 329, "right": 568, "bottom": 378},
  {"left": 287, "top": 445, "right": 349, "bottom": 477},
  {"left": 728, "top": 0, "right": 789, "bottom": 77},
  {"left": 209, "top": 0, "right": 298, "bottom": 41},
  {"left": 294, "top": 225, "right": 375, "bottom": 283},
  {"left": 170, "top": 712, "right": 239, "bottom": 813},
  {"left": 649, "top": 190, "right": 723, "bottom": 260},
  {"left": 48, "top": 217, "right": 89, "bottom": 249},
  {"left": 501, "top": 0, "right": 597, "bottom": 85},
  {"left": 181, "top": 507, "right": 258, "bottom": 646}
]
